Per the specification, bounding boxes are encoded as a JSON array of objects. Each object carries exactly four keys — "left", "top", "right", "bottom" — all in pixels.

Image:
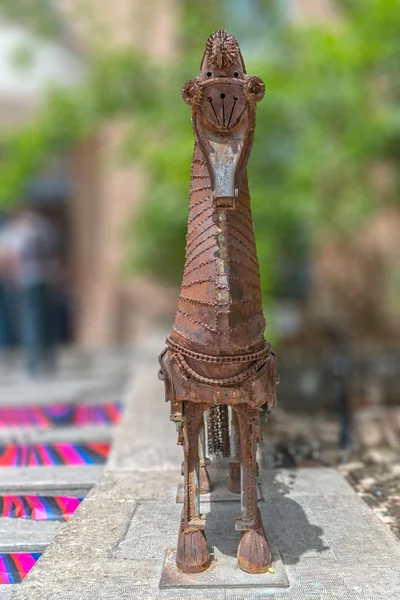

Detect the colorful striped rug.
[
  {"left": 0, "top": 442, "right": 110, "bottom": 466},
  {"left": 0, "top": 401, "right": 122, "bottom": 428},
  {"left": 0, "top": 553, "right": 40, "bottom": 584},
  {"left": 0, "top": 496, "right": 82, "bottom": 521}
]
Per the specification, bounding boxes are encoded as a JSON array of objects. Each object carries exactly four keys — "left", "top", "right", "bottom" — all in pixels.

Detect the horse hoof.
[
  {"left": 176, "top": 526, "right": 210, "bottom": 573},
  {"left": 237, "top": 527, "right": 272, "bottom": 574}
]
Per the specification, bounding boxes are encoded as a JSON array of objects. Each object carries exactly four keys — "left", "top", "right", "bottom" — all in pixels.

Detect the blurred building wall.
[
  {"left": 0, "top": 18, "right": 83, "bottom": 127},
  {"left": 67, "top": 0, "right": 400, "bottom": 348},
  {"left": 291, "top": 0, "right": 337, "bottom": 23},
  {"left": 66, "top": 0, "right": 339, "bottom": 349},
  {"left": 3, "top": 0, "right": 398, "bottom": 349},
  {"left": 61, "top": 0, "right": 179, "bottom": 347}
]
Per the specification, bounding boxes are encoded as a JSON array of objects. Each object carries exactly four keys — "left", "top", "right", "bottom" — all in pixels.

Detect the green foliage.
[
  {"left": 130, "top": 0, "right": 400, "bottom": 296},
  {"left": 0, "top": 87, "right": 97, "bottom": 207},
  {"left": 1, "top": 0, "right": 400, "bottom": 299},
  {"left": 0, "top": 50, "right": 161, "bottom": 207},
  {"left": 0, "top": 0, "right": 65, "bottom": 38}
]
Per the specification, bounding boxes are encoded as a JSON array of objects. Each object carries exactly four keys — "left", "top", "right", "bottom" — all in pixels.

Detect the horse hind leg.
[
  {"left": 180, "top": 420, "right": 211, "bottom": 494},
  {"left": 176, "top": 402, "right": 210, "bottom": 573},
  {"left": 235, "top": 404, "right": 272, "bottom": 574},
  {"left": 199, "top": 417, "right": 212, "bottom": 494},
  {"left": 228, "top": 407, "right": 241, "bottom": 493}
]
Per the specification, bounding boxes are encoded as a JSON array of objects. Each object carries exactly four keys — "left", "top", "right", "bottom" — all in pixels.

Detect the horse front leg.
[
  {"left": 235, "top": 404, "right": 272, "bottom": 574},
  {"left": 176, "top": 401, "right": 210, "bottom": 573}
]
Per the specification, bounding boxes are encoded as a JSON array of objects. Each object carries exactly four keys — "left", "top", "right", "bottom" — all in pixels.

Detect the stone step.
[
  {"left": 0, "top": 586, "right": 15, "bottom": 599},
  {"left": 10, "top": 332, "right": 399, "bottom": 600},
  {"left": 0, "top": 466, "right": 103, "bottom": 497},
  {"left": 9, "top": 467, "right": 400, "bottom": 600},
  {"left": 0, "top": 426, "right": 114, "bottom": 445},
  {"left": 0, "top": 377, "right": 125, "bottom": 407},
  {"left": 0, "top": 519, "right": 62, "bottom": 553}
]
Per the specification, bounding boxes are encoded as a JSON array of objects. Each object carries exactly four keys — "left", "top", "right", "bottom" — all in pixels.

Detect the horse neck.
[{"left": 171, "top": 142, "right": 265, "bottom": 355}]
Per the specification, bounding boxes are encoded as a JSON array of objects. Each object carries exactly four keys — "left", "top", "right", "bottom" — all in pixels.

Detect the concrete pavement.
[
  {"left": 10, "top": 333, "right": 400, "bottom": 599},
  {"left": 0, "top": 347, "right": 132, "bottom": 596}
]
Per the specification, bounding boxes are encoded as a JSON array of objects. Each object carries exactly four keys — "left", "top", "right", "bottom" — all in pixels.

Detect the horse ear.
[
  {"left": 182, "top": 79, "right": 202, "bottom": 107},
  {"left": 244, "top": 76, "right": 265, "bottom": 104}
]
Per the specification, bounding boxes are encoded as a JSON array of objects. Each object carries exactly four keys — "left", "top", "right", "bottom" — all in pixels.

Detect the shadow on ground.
[{"left": 205, "top": 462, "right": 329, "bottom": 566}]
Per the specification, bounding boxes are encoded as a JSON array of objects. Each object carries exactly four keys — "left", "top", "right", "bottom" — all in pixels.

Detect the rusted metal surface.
[{"left": 159, "top": 30, "right": 278, "bottom": 575}]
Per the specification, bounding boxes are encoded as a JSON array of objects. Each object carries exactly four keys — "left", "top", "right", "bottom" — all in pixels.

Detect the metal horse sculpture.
[{"left": 159, "top": 30, "right": 277, "bottom": 575}]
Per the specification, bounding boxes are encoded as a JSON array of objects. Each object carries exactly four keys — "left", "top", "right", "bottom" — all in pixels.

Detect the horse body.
[
  {"left": 172, "top": 146, "right": 265, "bottom": 359},
  {"left": 159, "top": 30, "right": 277, "bottom": 575}
]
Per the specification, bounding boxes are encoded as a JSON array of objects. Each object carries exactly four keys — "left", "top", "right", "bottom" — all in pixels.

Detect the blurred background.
[{"left": 0, "top": 0, "right": 399, "bottom": 532}]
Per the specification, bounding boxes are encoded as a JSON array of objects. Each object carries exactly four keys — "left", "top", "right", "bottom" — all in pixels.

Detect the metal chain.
[
  {"left": 175, "top": 352, "right": 266, "bottom": 386},
  {"left": 207, "top": 405, "right": 230, "bottom": 457},
  {"left": 166, "top": 336, "right": 270, "bottom": 364}
]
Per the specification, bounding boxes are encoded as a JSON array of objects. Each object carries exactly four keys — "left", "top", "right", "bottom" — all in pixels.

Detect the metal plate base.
[{"left": 160, "top": 545, "right": 289, "bottom": 589}]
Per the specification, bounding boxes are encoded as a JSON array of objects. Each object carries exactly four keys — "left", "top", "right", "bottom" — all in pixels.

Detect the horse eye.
[
  {"left": 234, "top": 72, "right": 239, "bottom": 77},
  {"left": 206, "top": 72, "right": 212, "bottom": 78}
]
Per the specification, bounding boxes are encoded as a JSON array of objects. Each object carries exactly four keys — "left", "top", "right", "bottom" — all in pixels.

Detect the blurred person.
[
  {"left": 0, "top": 216, "right": 15, "bottom": 374},
  {"left": 0, "top": 253, "right": 11, "bottom": 351},
  {"left": 0, "top": 208, "right": 61, "bottom": 377},
  {"left": 0, "top": 252, "right": 19, "bottom": 380}
]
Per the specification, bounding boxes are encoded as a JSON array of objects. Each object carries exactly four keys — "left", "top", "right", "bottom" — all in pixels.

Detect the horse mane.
[{"left": 201, "top": 30, "right": 245, "bottom": 72}]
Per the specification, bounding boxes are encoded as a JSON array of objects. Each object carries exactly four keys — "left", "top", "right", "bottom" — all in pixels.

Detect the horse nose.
[{"left": 207, "top": 91, "right": 238, "bottom": 128}]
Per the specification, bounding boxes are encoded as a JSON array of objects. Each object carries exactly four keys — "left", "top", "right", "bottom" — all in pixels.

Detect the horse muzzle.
[{"left": 183, "top": 76, "right": 265, "bottom": 209}]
